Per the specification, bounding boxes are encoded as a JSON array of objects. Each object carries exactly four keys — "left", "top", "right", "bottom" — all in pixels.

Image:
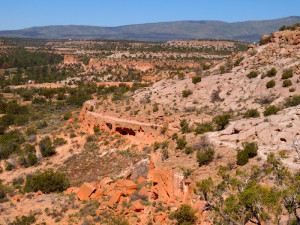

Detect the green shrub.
[
  {"left": 37, "top": 121, "right": 48, "bottom": 129},
  {"left": 153, "top": 104, "right": 159, "bottom": 113},
  {"left": 192, "top": 76, "right": 201, "bottom": 84},
  {"left": 176, "top": 136, "right": 187, "bottom": 150},
  {"left": 39, "top": 136, "right": 56, "bottom": 157},
  {"left": 56, "top": 92, "right": 66, "bottom": 100},
  {"left": 185, "top": 146, "right": 193, "bottom": 154},
  {"left": 20, "top": 90, "right": 33, "bottom": 101},
  {"left": 171, "top": 133, "right": 178, "bottom": 140},
  {"left": 0, "top": 114, "right": 15, "bottom": 126},
  {"left": 23, "top": 169, "right": 69, "bottom": 193},
  {"left": 263, "top": 105, "right": 280, "bottom": 116},
  {"left": 24, "top": 144, "right": 36, "bottom": 154},
  {"left": 213, "top": 113, "right": 231, "bottom": 130},
  {"left": 194, "top": 122, "right": 214, "bottom": 135},
  {"left": 63, "top": 112, "right": 72, "bottom": 120},
  {"left": 266, "top": 80, "right": 275, "bottom": 88},
  {"left": 0, "top": 181, "right": 11, "bottom": 202},
  {"left": 173, "top": 204, "right": 197, "bottom": 225},
  {"left": 32, "top": 97, "right": 47, "bottom": 104},
  {"left": 197, "top": 147, "right": 215, "bottom": 166},
  {"left": 246, "top": 71, "right": 259, "bottom": 79},
  {"left": 282, "top": 70, "right": 293, "bottom": 80},
  {"left": 180, "top": 119, "right": 192, "bottom": 133},
  {"left": 259, "top": 36, "right": 271, "bottom": 45},
  {"left": 243, "top": 142, "right": 258, "bottom": 158},
  {"left": 27, "top": 153, "right": 38, "bottom": 166},
  {"left": 289, "top": 88, "right": 296, "bottom": 92},
  {"left": 0, "top": 130, "right": 24, "bottom": 159},
  {"left": 9, "top": 214, "right": 36, "bottom": 225},
  {"left": 182, "top": 90, "right": 192, "bottom": 98},
  {"left": 237, "top": 150, "right": 249, "bottom": 166},
  {"left": 267, "top": 68, "right": 277, "bottom": 77},
  {"left": 284, "top": 95, "right": 300, "bottom": 107},
  {"left": 5, "top": 161, "right": 14, "bottom": 171},
  {"left": 282, "top": 79, "right": 292, "bottom": 87},
  {"left": 244, "top": 109, "right": 260, "bottom": 118}
]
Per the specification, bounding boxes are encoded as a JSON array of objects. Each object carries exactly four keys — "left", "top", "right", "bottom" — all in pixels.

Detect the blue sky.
[{"left": 1, "top": 0, "right": 299, "bottom": 30}]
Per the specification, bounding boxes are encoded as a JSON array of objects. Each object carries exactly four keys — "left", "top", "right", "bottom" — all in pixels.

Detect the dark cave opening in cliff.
[{"left": 116, "top": 127, "right": 136, "bottom": 136}]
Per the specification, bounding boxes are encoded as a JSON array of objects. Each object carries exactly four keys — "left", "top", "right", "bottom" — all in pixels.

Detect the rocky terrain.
[{"left": 0, "top": 26, "right": 300, "bottom": 225}]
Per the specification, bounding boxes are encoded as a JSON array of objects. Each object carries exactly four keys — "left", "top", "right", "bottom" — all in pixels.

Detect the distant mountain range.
[{"left": 0, "top": 16, "right": 299, "bottom": 43}]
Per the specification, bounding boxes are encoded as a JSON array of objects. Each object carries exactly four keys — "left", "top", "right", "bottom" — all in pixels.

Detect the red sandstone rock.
[
  {"left": 90, "top": 189, "right": 104, "bottom": 199},
  {"left": 99, "top": 177, "right": 113, "bottom": 188},
  {"left": 108, "top": 190, "right": 122, "bottom": 208},
  {"left": 154, "top": 211, "right": 167, "bottom": 223},
  {"left": 130, "top": 200, "right": 144, "bottom": 212},
  {"left": 35, "top": 191, "right": 43, "bottom": 197},
  {"left": 63, "top": 187, "right": 79, "bottom": 195},
  {"left": 137, "top": 176, "right": 146, "bottom": 183},
  {"left": 105, "top": 182, "right": 117, "bottom": 196},
  {"left": 77, "top": 182, "right": 96, "bottom": 200},
  {"left": 138, "top": 187, "right": 150, "bottom": 197}
]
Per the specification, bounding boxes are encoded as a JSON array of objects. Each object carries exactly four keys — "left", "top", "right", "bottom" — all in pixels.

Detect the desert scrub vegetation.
[
  {"left": 194, "top": 122, "right": 214, "bottom": 135},
  {"left": 236, "top": 142, "right": 258, "bottom": 166},
  {"left": 279, "top": 23, "right": 300, "bottom": 31},
  {"left": 282, "top": 79, "right": 292, "bottom": 87},
  {"left": 246, "top": 71, "right": 259, "bottom": 79},
  {"left": 259, "top": 35, "right": 272, "bottom": 45},
  {"left": 171, "top": 204, "right": 197, "bottom": 224},
  {"left": 243, "top": 109, "right": 260, "bottom": 118},
  {"left": 213, "top": 113, "right": 231, "bottom": 130},
  {"left": 180, "top": 119, "right": 192, "bottom": 133},
  {"left": 196, "top": 153, "right": 300, "bottom": 225},
  {"left": 266, "top": 80, "right": 275, "bottom": 88},
  {"left": 39, "top": 136, "right": 56, "bottom": 157},
  {"left": 263, "top": 105, "right": 280, "bottom": 116},
  {"left": 192, "top": 76, "right": 201, "bottom": 84},
  {"left": 284, "top": 95, "right": 300, "bottom": 108},
  {"left": 182, "top": 90, "right": 192, "bottom": 98},
  {"left": 8, "top": 214, "right": 36, "bottom": 225},
  {"left": 23, "top": 169, "right": 69, "bottom": 193},
  {"left": 266, "top": 68, "right": 277, "bottom": 77},
  {"left": 176, "top": 136, "right": 187, "bottom": 150},
  {"left": 197, "top": 147, "right": 215, "bottom": 166},
  {"left": 281, "top": 69, "right": 293, "bottom": 80}
]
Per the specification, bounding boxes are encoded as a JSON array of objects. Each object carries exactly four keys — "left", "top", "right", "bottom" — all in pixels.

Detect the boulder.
[
  {"left": 117, "top": 179, "right": 137, "bottom": 195},
  {"left": 99, "top": 177, "right": 113, "bottom": 188},
  {"left": 90, "top": 189, "right": 104, "bottom": 199},
  {"left": 63, "top": 187, "right": 79, "bottom": 195},
  {"left": 108, "top": 190, "right": 122, "bottom": 208},
  {"left": 130, "top": 199, "right": 144, "bottom": 212},
  {"left": 77, "top": 182, "right": 96, "bottom": 200}
]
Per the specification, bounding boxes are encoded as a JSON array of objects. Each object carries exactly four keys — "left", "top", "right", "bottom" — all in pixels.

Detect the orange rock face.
[
  {"left": 108, "top": 190, "right": 122, "bottom": 208},
  {"left": 63, "top": 187, "right": 79, "bottom": 195},
  {"left": 154, "top": 211, "right": 168, "bottom": 224},
  {"left": 130, "top": 200, "right": 144, "bottom": 212},
  {"left": 90, "top": 189, "right": 104, "bottom": 200},
  {"left": 77, "top": 182, "right": 96, "bottom": 200},
  {"left": 99, "top": 177, "right": 114, "bottom": 188}
]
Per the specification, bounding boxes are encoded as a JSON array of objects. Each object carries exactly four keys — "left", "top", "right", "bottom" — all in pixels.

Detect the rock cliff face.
[
  {"left": 148, "top": 151, "right": 193, "bottom": 204},
  {"left": 80, "top": 100, "right": 165, "bottom": 144}
]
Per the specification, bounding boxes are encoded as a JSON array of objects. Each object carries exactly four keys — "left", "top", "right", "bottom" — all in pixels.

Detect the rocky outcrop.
[
  {"left": 148, "top": 151, "right": 193, "bottom": 204},
  {"left": 64, "top": 55, "right": 78, "bottom": 64},
  {"left": 80, "top": 100, "right": 165, "bottom": 144}
]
